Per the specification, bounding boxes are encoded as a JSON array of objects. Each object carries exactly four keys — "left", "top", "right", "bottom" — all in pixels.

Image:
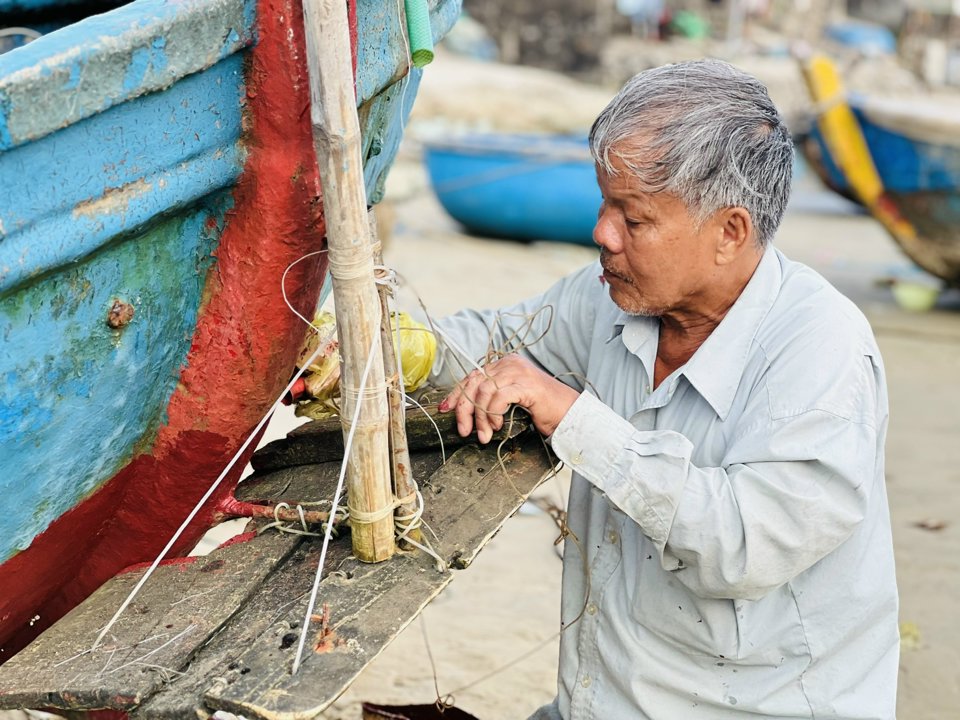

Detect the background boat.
[
  {"left": 423, "top": 133, "right": 601, "bottom": 246},
  {"left": 0, "top": 0, "right": 460, "bottom": 663},
  {"left": 800, "top": 55, "right": 960, "bottom": 286}
]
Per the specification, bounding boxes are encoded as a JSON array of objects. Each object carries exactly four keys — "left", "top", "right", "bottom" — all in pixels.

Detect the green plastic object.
[
  {"left": 404, "top": 0, "right": 434, "bottom": 68},
  {"left": 670, "top": 10, "right": 710, "bottom": 39}
]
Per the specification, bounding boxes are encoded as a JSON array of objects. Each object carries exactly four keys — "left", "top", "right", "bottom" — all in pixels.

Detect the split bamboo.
[
  {"left": 370, "top": 217, "right": 421, "bottom": 547},
  {"left": 301, "top": 0, "right": 394, "bottom": 562}
]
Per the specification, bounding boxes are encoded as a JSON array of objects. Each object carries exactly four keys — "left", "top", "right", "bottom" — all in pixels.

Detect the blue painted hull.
[
  {"left": 424, "top": 133, "right": 601, "bottom": 246},
  {"left": 0, "top": 0, "right": 461, "bottom": 662},
  {"left": 810, "top": 104, "right": 960, "bottom": 195},
  {"left": 804, "top": 98, "right": 960, "bottom": 282}
]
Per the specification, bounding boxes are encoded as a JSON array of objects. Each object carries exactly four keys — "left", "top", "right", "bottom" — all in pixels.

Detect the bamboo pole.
[
  {"left": 370, "top": 216, "right": 421, "bottom": 547},
  {"left": 302, "top": 0, "right": 394, "bottom": 562}
]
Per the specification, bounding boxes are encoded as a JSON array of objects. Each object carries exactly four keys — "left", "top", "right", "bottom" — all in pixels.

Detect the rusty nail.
[{"left": 107, "top": 299, "right": 135, "bottom": 329}]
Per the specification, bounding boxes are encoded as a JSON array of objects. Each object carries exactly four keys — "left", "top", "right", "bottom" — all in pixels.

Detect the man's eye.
[{"left": 625, "top": 218, "right": 642, "bottom": 227}]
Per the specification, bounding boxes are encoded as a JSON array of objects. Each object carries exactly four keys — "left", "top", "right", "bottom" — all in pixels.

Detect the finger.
[
  {"left": 473, "top": 377, "right": 500, "bottom": 444},
  {"left": 453, "top": 371, "right": 485, "bottom": 437},
  {"left": 439, "top": 368, "right": 481, "bottom": 413},
  {"left": 490, "top": 407, "right": 505, "bottom": 433},
  {"left": 438, "top": 384, "right": 461, "bottom": 413}
]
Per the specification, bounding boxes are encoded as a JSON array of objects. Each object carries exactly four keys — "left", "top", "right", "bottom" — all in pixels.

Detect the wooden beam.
[{"left": 250, "top": 404, "right": 530, "bottom": 473}]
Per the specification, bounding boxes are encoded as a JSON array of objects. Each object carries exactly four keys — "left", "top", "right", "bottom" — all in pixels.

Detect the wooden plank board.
[
  {"left": 0, "top": 425, "right": 552, "bottom": 718},
  {"left": 239, "top": 449, "right": 447, "bottom": 508},
  {"left": 133, "top": 540, "right": 347, "bottom": 718},
  {"left": 198, "top": 430, "right": 554, "bottom": 720},
  {"left": 0, "top": 530, "right": 300, "bottom": 713},
  {"left": 137, "top": 450, "right": 435, "bottom": 718},
  {"left": 251, "top": 404, "right": 529, "bottom": 472}
]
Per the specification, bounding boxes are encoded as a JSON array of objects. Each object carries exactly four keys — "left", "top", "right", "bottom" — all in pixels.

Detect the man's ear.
[{"left": 715, "top": 207, "right": 754, "bottom": 265}]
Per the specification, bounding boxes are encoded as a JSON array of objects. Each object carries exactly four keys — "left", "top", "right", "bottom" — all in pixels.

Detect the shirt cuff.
[
  {"left": 550, "top": 391, "right": 684, "bottom": 548},
  {"left": 550, "top": 391, "right": 634, "bottom": 485}
]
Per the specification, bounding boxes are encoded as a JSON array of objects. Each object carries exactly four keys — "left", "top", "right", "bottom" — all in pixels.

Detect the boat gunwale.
[
  {"left": 0, "top": 0, "right": 259, "bottom": 151},
  {"left": 423, "top": 132, "right": 594, "bottom": 164},
  {"left": 849, "top": 91, "right": 960, "bottom": 150}
]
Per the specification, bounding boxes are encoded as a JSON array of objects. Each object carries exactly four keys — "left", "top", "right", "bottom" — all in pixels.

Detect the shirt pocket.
[{"left": 628, "top": 558, "right": 741, "bottom": 659}]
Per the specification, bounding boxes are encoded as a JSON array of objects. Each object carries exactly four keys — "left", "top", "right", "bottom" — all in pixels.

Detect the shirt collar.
[
  {"left": 683, "top": 247, "right": 782, "bottom": 419},
  {"left": 610, "top": 247, "right": 783, "bottom": 420}
]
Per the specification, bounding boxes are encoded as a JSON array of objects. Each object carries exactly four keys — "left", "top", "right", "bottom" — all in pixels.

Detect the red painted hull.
[{"left": 0, "top": 0, "right": 352, "bottom": 663}]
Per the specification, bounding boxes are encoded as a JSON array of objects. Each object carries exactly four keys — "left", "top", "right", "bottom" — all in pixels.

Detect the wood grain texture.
[
  {"left": 0, "top": 531, "right": 299, "bottom": 712},
  {"left": 202, "top": 429, "right": 553, "bottom": 719},
  {"left": 302, "top": 0, "right": 394, "bottom": 562},
  {"left": 0, "top": 428, "right": 552, "bottom": 718},
  {"left": 251, "top": 404, "right": 530, "bottom": 472}
]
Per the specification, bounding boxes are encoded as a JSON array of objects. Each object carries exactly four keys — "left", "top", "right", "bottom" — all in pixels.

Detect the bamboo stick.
[
  {"left": 301, "top": 0, "right": 394, "bottom": 562},
  {"left": 370, "top": 217, "right": 421, "bottom": 546}
]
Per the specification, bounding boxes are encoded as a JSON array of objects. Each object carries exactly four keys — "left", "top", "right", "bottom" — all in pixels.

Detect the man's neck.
[{"left": 653, "top": 250, "right": 763, "bottom": 387}]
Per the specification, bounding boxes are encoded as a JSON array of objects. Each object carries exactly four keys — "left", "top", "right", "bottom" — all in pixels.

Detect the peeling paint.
[
  {"left": 72, "top": 178, "right": 153, "bottom": 218},
  {"left": 0, "top": 0, "right": 257, "bottom": 151},
  {"left": 0, "top": 55, "right": 245, "bottom": 296}
]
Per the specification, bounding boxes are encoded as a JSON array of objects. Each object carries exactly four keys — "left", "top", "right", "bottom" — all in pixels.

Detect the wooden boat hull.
[
  {"left": 0, "top": 0, "right": 460, "bottom": 662},
  {"left": 802, "top": 97, "right": 960, "bottom": 284},
  {"left": 424, "top": 133, "right": 601, "bottom": 246}
]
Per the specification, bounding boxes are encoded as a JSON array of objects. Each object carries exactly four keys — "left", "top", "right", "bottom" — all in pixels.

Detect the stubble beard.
[{"left": 601, "top": 256, "right": 664, "bottom": 318}]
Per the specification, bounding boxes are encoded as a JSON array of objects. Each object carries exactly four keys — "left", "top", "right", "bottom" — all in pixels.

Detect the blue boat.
[
  {"left": 424, "top": 133, "right": 602, "bottom": 246},
  {"left": 801, "top": 55, "right": 960, "bottom": 285},
  {"left": 0, "top": 0, "right": 459, "bottom": 663}
]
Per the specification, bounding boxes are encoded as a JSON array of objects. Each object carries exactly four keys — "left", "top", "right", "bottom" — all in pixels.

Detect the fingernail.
[{"left": 438, "top": 401, "right": 449, "bottom": 412}]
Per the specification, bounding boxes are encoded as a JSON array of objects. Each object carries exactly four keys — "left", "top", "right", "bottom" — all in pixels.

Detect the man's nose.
[{"left": 593, "top": 209, "right": 622, "bottom": 252}]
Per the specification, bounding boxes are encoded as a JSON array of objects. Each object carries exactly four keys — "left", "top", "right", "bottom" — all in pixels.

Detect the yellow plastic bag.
[
  {"left": 293, "top": 311, "right": 436, "bottom": 419},
  {"left": 391, "top": 312, "right": 436, "bottom": 393}
]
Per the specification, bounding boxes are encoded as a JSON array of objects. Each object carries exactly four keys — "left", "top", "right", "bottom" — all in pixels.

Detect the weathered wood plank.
[
  {"left": 134, "top": 538, "right": 359, "bottom": 719},
  {"left": 0, "top": 530, "right": 300, "bottom": 712},
  {"left": 238, "top": 449, "right": 447, "bottom": 508},
  {"left": 0, "top": 427, "right": 552, "bottom": 718},
  {"left": 200, "top": 430, "right": 554, "bottom": 720},
  {"left": 251, "top": 404, "right": 530, "bottom": 472}
]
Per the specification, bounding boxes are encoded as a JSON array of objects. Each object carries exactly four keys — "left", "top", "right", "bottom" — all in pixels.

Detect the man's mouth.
[{"left": 601, "top": 266, "right": 626, "bottom": 284}]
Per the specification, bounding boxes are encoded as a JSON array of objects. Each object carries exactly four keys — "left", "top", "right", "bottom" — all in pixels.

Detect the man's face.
[{"left": 593, "top": 155, "right": 720, "bottom": 317}]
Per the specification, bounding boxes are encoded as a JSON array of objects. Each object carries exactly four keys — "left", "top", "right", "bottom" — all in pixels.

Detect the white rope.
[
  {"left": 93, "top": 250, "right": 337, "bottom": 650},
  {"left": 281, "top": 249, "right": 328, "bottom": 334},
  {"left": 394, "top": 489, "right": 446, "bottom": 572},
  {"left": 395, "top": 0, "right": 413, "bottom": 136},
  {"left": 431, "top": 324, "right": 485, "bottom": 374},
  {"left": 291, "top": 333, "right": 380, "bottom": 674},
  {"left": 404, "top": 394, "right": 446, "bottom": 464},
  {"left": 91, "top": 334, "right": 335, "bottom": 651}
]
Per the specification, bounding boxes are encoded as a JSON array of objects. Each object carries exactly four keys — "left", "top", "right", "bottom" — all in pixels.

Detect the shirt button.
[
  {"left": 607, "top": 531, "right": 618, "bottom": 544},
  {"left": 645, "top": 384, "right": 651, "bottom": 393},
  {"left": 581, "top": 675, "right": 592, "bottom": 688},
  {"left": 571, "top": 452, "right": 583, "bottom": 465},
  {"left": 586, "top": 602, "right": 598, "bottom": 616}
]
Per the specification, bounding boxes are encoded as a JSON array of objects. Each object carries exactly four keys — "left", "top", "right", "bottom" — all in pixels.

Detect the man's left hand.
[{"left": 438, "top": 354, "right": 580, "bottom": 444}]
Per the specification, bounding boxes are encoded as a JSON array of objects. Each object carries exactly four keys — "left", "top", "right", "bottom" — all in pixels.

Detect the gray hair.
[{"left": 589, "top": 59, "right": 793, "bottom": 247}]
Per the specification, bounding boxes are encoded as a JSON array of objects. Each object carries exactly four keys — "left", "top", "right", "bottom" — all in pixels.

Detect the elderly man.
[{"left": 433, "top": 60, "right": 899, "bottom": 719}]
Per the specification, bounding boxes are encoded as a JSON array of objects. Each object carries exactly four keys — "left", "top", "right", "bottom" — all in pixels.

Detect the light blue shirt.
[{"left": 433, "top": 247, "right": 899, "bottom": 719}]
